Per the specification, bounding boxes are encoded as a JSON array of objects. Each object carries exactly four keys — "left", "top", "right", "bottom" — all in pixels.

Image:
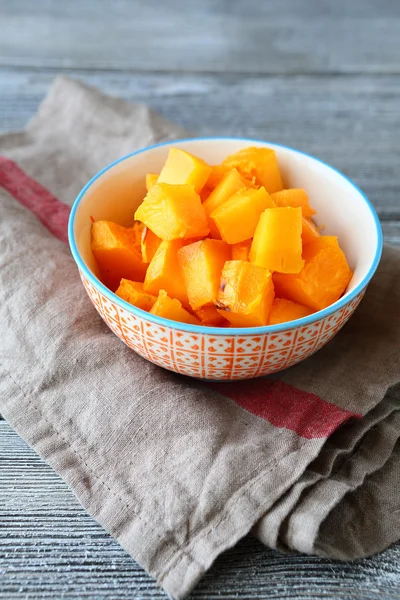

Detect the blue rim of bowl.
[{"left": 68, "top": 136, "right": 383, "bottom": 336}]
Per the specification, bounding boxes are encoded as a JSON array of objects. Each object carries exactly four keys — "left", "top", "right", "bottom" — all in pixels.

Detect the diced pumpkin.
[
  {"left": 216, "top": 260, "right": 274, "bottom": 327},
  {"left": 268, "top": 298, "right": 313, "bottom": 325},
  {"left": 132, "top": 220, "right": 145, "bottom": 255},
  {"left": 115, "top": 280, "right": 157, "bottom": 311},
  {"left": 141, "top": 226, "right": 162, "bottom": 263},
  {"left": 91, "top": 221, "right": 147, "bottom": 291},
  {"left": 206, "top": 165, "right": 230, "bottom": 189},
  {"left": 273, "top": 236, "right": 353, "bottom": 312},
  {"left": 145, "top": 173, "right": 159, "bottom": 191},
  {"left": 302, "top": 217, "right": 321, "bottom": 245},
  {"left": 250, "top": 207, "right": 304, "bottom": 273},
  {"left": 210, "top": 186, "right": 274, "bottom": 244},
  {"left": 195, "top": 305, "right": 227, "bottom": 326},
  {"left": 143, "top": 239, "right": 189, "bottom": 307},
  {"left": 150, "top": 290, "right": 201, "bottom": 325},
  {"left": 271, "top": 189, "right": 315, "bottom": 218},
  {"left": 231, "top": 239, "right": 252, "bottom": 261},
  {"left": 221, "top": 147, "right": 283, "bottom": 193},
  {"left": 200, "top": 186, "right": 212, "bottom": 202},
  {"left": 157, "top": 148, "right": 211, "bottom": 193},
  {"left": 178, "top": 239, "right": 231, "bottom": 310},
  {"left": 203, "top": 168, "right": 253, "bottom": 238},
  {"left": 135, "top": 183, "right": 209, "bottom": 241}
]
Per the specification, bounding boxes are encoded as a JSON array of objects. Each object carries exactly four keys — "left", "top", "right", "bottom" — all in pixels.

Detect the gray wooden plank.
[
  {"left": 1, "top": 422, "right": 400, "bottom": 600},
  {"left": 1, "top": 68, "right": 400, "bottom": 219},
  {"left": 1, "top": 0, "right": 400, "bottom": 74}
]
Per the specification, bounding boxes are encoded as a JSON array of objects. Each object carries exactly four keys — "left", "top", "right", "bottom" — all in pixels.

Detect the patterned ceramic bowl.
[{"left": 68, "top": 138, "right": 382, "bottom": 381}]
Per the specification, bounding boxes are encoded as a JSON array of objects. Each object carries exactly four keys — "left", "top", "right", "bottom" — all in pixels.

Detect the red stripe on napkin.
[
  {"left": 0, "top": 156, "right": 70, "bottom": 244},
  {"left": 207, "top": 379, "right": 361, "bottom": 439}
]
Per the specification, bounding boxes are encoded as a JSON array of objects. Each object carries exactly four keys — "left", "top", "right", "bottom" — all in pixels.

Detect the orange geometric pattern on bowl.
[{"left": 81, "top": 272, "right": 364, "bottom": 381}]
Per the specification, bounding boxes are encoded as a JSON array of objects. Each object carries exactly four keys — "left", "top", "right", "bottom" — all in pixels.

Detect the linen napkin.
[{"left": 1, "top": 76, "right": 399, "bottom": 599}]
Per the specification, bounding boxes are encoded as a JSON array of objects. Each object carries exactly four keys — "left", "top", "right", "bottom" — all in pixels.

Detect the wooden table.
[{"left": 1, "top": 1, "right": 400, "bottom": 598}]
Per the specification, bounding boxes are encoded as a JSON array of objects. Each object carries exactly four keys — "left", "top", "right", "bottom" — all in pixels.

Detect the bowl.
[{"left": 68, "top": 137, "right": 382, "bottom": 381}]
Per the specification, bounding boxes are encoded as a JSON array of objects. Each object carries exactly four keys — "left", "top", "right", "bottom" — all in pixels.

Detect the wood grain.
[
  {"left": 1, "top": 68, "right": 400, "bottom": 219},
  {"left": 1, "top": 422, "right": 399, "bottom": 600},
  {"left": 1, "top": 0, "right": 400, "bottom": 74}
]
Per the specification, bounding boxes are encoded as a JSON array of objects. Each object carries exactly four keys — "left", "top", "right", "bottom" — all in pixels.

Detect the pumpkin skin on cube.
[
  {"left": 145, "top": 173, "right": 159, "bottom": 191},
  {"left": 144, "top": 239, "right": 189, "bottom": 307},
  {"left": 157, "top": 148, "right": 211, "bottom": 193},
  {"left": 302, "top": 217, "right": 321, "bottom": 245},
  {"left": 195, "top": 305, "right": 227, "bottom": 327},
  {"left": 271, "top": 189, "right": 315, "bottom": 218},
  {"left": 135, "top": 183, "right": 209, "bottom": 241},
  {"left": 150, "top": 290, "right": 201, "bottom": 325},
  {"left": 216, "top": 260, "right": 275, "bottom": 327},
  {"left": 115, "top": 280, "right": 157, "bottom": 312},
  {"left": 141, "top": 226, "right": 162, "bottom": 263},
  {"left": 250, "top": 207, "right": 304, "bottom": 274},
  {"left": 268, "top": 298, "right": 313, "bottom": 325},
  {"left": 203, "top": 168, "right": 253, "bottom": 239},
  {"left": 211, "top": 186, "right": 274, "bottom": 244},
  {"left": 91, "top": 221, "right": 147, "bottom": 291},
  {"left": 221, "top": 147, "right": 283, "bottom": 194},
  {"left": 273, "top": 236, "right": 353, "bottom": 312},
  {"left": 178, "top": 239, "right": 231, "bottom": 310},
  {"left": 231, "top": 239, "right": 252, "bottom": 261}
]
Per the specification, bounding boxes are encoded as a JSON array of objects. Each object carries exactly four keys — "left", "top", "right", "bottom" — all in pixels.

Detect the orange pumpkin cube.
[
  {"left": 206, "top": 165, "right": 230, "bottom": 189},
  {"left": 195, "top": 305, "right": 227, "bottom": 326},
  {"left": 268, "top": 298, "right": 313, "bottom": 325},
  {"left": 231, "top": 239, "right": 252, "bottom": 261},
  {"left": 157, "top": 148, "right": 211, "bottom": 193},
  {"left": 271, "top": 189, "right": 315, "bottom": 218},
  {"left": 91, "top": 221, "right": 147, "bottom": 291},
  {"left": 145, "top": 173, "right": 159, "bottom": 191},
  {"left": 273, "top": 236, "right": 353, "bottom": 312},
  {"left": 115, "top": 280, "right": 157, "bottom": 312},
  {"left": 211, "top": 186, "right": 274, "bottom": 244},
  {"left": 135, "top": 183, "right": 209, "bottom": 241},
  {"left": 203, "top": 168, "right": 253, "bottom": 238},
  {"left": 144, "top": 240, "right": 189, "bottom": 307},
  {"left": 221, "top": 147, "right": 283, "bottom": 193},
  {"left": 216, "top": 260, "right": 275, "bottom": 327},
  {"left": 150, "top": 290, "right": 201, "bottom": 325},
  {"left": 250, "top": 207, "right": 304, "bottom": 273},
  {"left": 302, "top": 217, "right": 321, "bottom": 245},
  {"left": 178, "top": 239, "right": 231, "bottom": 310},
  {"left": 141, "top": 226, "right": 162, "bottom": 263}
]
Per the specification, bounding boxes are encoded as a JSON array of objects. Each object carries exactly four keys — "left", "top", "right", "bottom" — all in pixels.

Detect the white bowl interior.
[{"left": 74, "top": 139, "right": 379, "bottom": 296}]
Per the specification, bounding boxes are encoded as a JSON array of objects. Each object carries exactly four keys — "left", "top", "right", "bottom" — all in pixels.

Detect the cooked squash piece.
[
  {"left": 115, "top": 280, "right": 157, "bottom": 311},
  {"left": 206, "top": 165, "right": 230, "bottom": 189},
  {"left": 157, "top": 148, "right": 211, "bottom": 193},
  {"left": 211, "top": 186, "right": 274, "bottom": 244},
  {"left": 141, "top": 226, "right": 162, "bottom": 263},
  {"left": 221, "top": 147, "right": 283, "bottom": 193},
  {"left": 150, "top": 290, "right": 201, "bottom": 325},
  {"left": 250, "top": 207, "right": 304, "bottom": 273},
  {"left": 203, "top": 168, "right": 253, "bottom": 238},
  {"left": 178, "top": 239, "right": 231, "bottom": 310},
  {"left": 216, "top": 260, "right": 274, "bottom": 327},
  {"left": 302, "top": 217, "right": 321, "bottom": 245},
  {"left": 271, "top": 189, "right": 315, "bottom": 218},
  {"left": 145, "top": 173, "right": 159, "bottom": 191},
  {"left": 135, "top": 183, "right": 209, "bottom": 240},
  {"left": 268, "top": 298, "right": 313, "bottom": 325},
  {"left": 273, "top": 236, "right": 353, "bottom": 312},
  {"left": 91, "top": 221, "right": 147, "bottom": 291},
  {"left": 195, "top": 305, "right": 227, "bottom": 326},
  {"left": 144, "top": 239, "right": 189, "bottom": 307},
  {"left": 231, "top": 239, "right": 252, "bottom": 261}
]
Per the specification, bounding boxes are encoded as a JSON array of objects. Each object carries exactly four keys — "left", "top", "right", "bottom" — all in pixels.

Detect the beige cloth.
[{"left": 0, "top": 77, "right": 399, "bottom": 599}]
